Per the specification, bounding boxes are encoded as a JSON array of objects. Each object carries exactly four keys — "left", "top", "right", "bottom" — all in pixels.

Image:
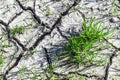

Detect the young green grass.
[
  {"left": 11, "top": 25, "right": 25, "bottom": 36},
  {"left": 0, "top": 56, "right": 3, "bottom": 65},
  {"left": 62, "top": 17, "right": 110, "bottom": 65},
  {"left": 112, "top": 0, "right": 118, "bottom": 15},
  {"left": 0, "top": 53, "right": 4, "bottom": 67}
]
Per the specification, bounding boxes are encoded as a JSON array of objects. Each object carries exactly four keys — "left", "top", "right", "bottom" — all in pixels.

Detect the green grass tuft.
[
  {"left": 11, "top": 25, "right": 25, "bottom": 36},
  {"left": 62, "top": 17, "right": 111, "bottom": 65}
]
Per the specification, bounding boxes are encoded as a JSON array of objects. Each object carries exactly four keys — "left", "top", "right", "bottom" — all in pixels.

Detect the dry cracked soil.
[{"left": 0, "top": 0, "right": 120, "bottom": 80}]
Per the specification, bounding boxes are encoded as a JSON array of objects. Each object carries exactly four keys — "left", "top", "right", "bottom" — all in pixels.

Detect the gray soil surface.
[{"left": 0, "top": 0, "right": 120, "bottom": 80}]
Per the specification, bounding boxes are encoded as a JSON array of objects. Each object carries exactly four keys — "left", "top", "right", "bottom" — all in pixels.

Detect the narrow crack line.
[
  {"left": 10, "top": 37, "right": 26, "bottom": 52},
  {"left": 111, "top": 67, "right": 120, "bottom": 72},
  {"left": 2, "top": 41, "right": 26, "bottom": 80},
  {"left": 12, "top": 37, "right": 27, "bottom": 51},
  {"left": 29, "top": 31, "right": 52, "bottom": 50},
  {"left": 53, "top": 71, "right": 102, "bottom": 79},
  {"left": 33, "top": 0, "right": 36, "bottom": 12},
  {"left": 3, "top": 51, "right": 25, "bottom": 80},
  {"left": 3, "top": 40, "right": 19, "bottom": 69},
  {"left": 56, "top": 27, "right": 68, "bottom": 40},
  {"left": 7, "top": 11, "right": 23, "bottom": 25},
  {"left": 77, "top": 10, "right": 85, "bottom": 20},
  {"left": 104, "top": 38, "right": 120, "bottom": 50},
  {"left": 0, "top": 20, "right": 11, "bottom": 39},
  {"left": 2, "top": 38, "right": 27, "bottom": 79},
  {"left": 16, "top": 0, "right": 48, "bottom": 27},
  {"left": 29, "top": 0, "right": 81, "bottom": 50},
  {"left": 2, "top": 1, "right": 82, "bottom": 79},
  {"left": 0, "top": 49, "right": 7, "bottom": 53},
  {"left": 115, "top": 3, "right": 120, "bottom": 8},
  {"left": 0, "top": 19, "right": 27, "bottom": 51},
  {"left": 29, "top": 14, "right": 61, "bottom": 50},
  {"left": 0, "top": 19, "right": 26, "bottom": 80},
  {"left": 103, "top": 37, "right": 120, "bottom": 80},
  {"left": 104, "top": 53, "right": 116, "bottom": 80},
  {"left": 42, "top": 47, "right": 53, "bottom": 70},
  {"left": 70, "top": 72, "right": 101, "bottom": 78},
  {"left": 61, "top": 0, "right": 81, "bottom": 16},
  {"left": 0, "top": 20, "right": 8, "bottom": 27},
  {"left": 41, "top": 47, "right": 53, "bottom": 79}
]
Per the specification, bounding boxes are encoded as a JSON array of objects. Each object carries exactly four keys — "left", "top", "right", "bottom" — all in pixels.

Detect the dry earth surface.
[{"left": 0, "top": 0, "right": 120, "bottom": 80}]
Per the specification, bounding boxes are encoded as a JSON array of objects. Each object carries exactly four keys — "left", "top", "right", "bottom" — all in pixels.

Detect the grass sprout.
[
  {"left": 62, "top": 17, "right": 111, "bottom": 65},
  {"left": 11, "top": 25, "right": 25, "bottom": 36}
]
